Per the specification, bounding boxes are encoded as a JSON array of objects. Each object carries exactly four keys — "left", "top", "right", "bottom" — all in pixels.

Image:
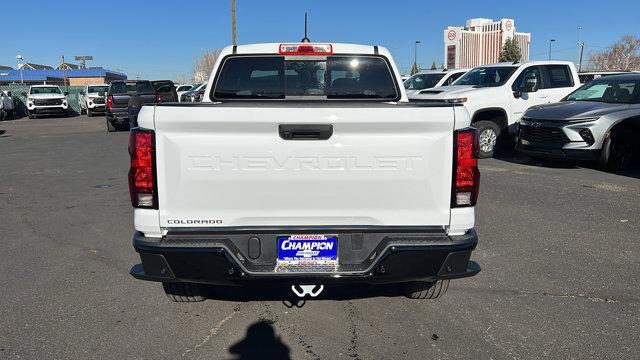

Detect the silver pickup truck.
[{"left": 0, "top": 90, "right": 15, "bottom": 120}]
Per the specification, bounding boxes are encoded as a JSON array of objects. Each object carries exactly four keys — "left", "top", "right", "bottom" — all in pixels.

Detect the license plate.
[{"left": 277, "top": 235, "right": 338, "bottom": 262}]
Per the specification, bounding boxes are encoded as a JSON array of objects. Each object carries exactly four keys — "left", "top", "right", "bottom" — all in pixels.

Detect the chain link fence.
[{"left": 1, "top": 84, "right": 85, "bottom": 118}]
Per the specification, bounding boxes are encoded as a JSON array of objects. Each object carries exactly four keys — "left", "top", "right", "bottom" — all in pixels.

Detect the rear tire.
[
  {"left": 475, "top": 121, "right": 501, "bottom": 158},
  {"left": 403, "top": 280, "right": 449, "bottom": 300},
  {"left": 162, "top": 282, "right": 206, "bottom": 302},
  {"left": 106, "top": 119, "right": 116, "bottom": 132}
]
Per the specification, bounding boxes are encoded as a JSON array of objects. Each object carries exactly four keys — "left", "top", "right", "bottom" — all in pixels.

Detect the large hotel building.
[{"left": 444, "top": 18, "right": 531, "bottom": 69}]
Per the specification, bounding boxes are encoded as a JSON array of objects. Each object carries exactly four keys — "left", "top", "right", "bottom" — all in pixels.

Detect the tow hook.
[{"left": 291, "top": 284, "right": 324, "bottom": 298}]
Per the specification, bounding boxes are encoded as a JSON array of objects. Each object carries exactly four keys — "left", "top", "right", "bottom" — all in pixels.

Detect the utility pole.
[
  {"left": 578, "top": 42, "right": 585, "bottom": 72},
  {"left": 61, "top": 55, "right": 68, "bottom": 86},
  {"left": 577, "top": 27, "right": 584, "bottom": 72},
  {"left": 231, "top": 0, "right": 237, "bottom": 46},
  {"left": 548, "top": 39, "right": 555, "bottom": 61}
]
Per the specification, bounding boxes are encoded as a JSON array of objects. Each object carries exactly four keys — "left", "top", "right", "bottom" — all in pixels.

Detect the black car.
[
  {"left": 151, "top": 80, "right": 178, "bottom": 103},
  {"left": 106, "top": 80, "right": 156, "bottom": 132}
]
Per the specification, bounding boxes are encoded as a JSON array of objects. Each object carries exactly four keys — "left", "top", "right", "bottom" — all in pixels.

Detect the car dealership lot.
[{"left": 0, "top": 116, "right": 638, "bottom": 359}]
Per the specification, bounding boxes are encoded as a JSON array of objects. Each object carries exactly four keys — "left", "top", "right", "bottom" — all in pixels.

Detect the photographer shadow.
[{"left": 228, "top": 321, "right": 290, "bottom": 360}]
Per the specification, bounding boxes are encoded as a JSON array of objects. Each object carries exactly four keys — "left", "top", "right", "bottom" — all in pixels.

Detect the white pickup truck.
[
  {"left": 410, "top": 61, "right": 581, "bottom": 157},
  {"left": 22, "top": 85, "right": 69, "bottom": 119},
  {"left": 78, "top": 84, "right": 109, "bottom": 117},
  {"left": 128, "top": 42, "right": 481, "bottom": 302}
]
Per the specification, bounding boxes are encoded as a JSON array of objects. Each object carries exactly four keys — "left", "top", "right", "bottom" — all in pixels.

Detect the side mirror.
[
  {"left": 80, "top": 92, "right": 85, "bottom": 95},
  {"left": 21, "top": 92, "right": 27, "bottom": 97},
  {"left": 521, "top": 76, "right": 539, "bottom": 93},
  {"left": 103, "top": 91, "right": 108, "bottom": 97},
  {"left": 5, "top": 91, "right": 11, "bottom": 97},
  {"left": 64, "top": 91, "right": 69, "bottom": 96}
]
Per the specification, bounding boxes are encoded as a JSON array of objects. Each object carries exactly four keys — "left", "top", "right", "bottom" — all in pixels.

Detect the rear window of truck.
[
  {"left": 213, "top": 56, "right": 399, "bottom": 100},
  {"left": 152, "top": 80, "right": 175, "bottom": 93},
  {"left": 109, "top": 81, "right": 155, "bottom": 95}
]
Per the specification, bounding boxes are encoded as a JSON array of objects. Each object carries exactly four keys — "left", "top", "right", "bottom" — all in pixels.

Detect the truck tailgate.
[{"left": 152, "top": 104, "right": 454, "bottom": 228}]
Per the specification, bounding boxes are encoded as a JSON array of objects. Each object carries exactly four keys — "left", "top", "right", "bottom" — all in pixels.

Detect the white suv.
[
  {"left": 23, "top": 85, "right": 69, "bottom": 119},
  {"left": 410, "top": 61, "right": 581, "bottom": 157}
]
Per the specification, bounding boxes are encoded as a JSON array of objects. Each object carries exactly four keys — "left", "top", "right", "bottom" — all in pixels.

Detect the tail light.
[
  {"left": 128, "top": 129, "right": 157, "bottom": 209},
  {"left": 106, "top": 95, "right": 113, "bottom": 110},
  {"left": 155, "top": 93, "right": 162, "bottom": 103},
  {"left": 452, "top": 128, "right": 480, "bottom": 207},
  {"left": 279, "top": 43, "right": 333, "bottom": 55}
]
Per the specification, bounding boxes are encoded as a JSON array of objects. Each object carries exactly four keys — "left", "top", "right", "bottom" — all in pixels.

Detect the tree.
[
  {"left": 175, "top": 74, "right": 190, "bottom": 84},
  {"left": 430, "top": 61, "right": 437, "bottom": 70},
  {"left": 192, "top": 49, "right": 221, "bottom": 83},
  {"left": 410, "top": 63, "right": 419, "bottom": 75},
  {"left": 589, "top": 35, "right": 640, "bottom": 71},
  {"left": 499, "top": 37, "right": 522, "bottom": 62}
]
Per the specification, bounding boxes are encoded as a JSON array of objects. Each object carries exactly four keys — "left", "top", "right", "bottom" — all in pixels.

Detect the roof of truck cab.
[
  {"left": 591, "top": 73, "right": 640, "bottom": 81},
  {"left": 478, "top": 60, "right": 576, "bottom": 68},
  {"left": 414, "top": 68, "right": 470, "bottom": 75},
  {"left": 226, "top": 43, "right": 392, "bottom": 57}
]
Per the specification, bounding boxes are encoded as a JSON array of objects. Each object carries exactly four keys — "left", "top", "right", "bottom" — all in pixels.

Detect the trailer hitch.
[{"left": 291, "top": 284, "right": 324, "bottom": 298}]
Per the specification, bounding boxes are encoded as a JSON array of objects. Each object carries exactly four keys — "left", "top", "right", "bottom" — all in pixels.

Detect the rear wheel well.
[
  {"left": 609, "top": 116, "right": 640, "bottom": 152},
  {"left": 472, "top": 109, "right": 508, "bottom": 130},
  {"left": 608, "top": 117, "right": 640, "bottom": 136}
]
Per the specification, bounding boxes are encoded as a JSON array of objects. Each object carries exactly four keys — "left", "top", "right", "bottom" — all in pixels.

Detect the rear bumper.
[
  {"left": 130, "top": 227, "right": 480, "bottom": 285},
  {"left": 106, "top": 109, "right": 130, "bottom": 123},
  {"left": 516, "top": 143, "right": 601, "bottom": 161}
]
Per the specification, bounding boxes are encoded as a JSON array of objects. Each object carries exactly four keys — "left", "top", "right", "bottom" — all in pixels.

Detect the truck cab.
[
  {"left": 410, "top": 61, "right": 581, "bottom": 157},
  {"left": 128, "top": 43, "right": 481, "bottom": 302}
]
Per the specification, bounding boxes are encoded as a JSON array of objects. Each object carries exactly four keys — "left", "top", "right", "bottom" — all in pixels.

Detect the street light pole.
[
  {"left": 548, "top": 39, "right": 555, "bottom": 61},
  {"left": 412, "top": 40, "right": 421, "bottom": 75}
]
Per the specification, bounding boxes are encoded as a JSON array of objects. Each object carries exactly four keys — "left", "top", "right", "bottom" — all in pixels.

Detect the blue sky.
[{"left": 3, "top": 0, "right": 639, "bottom": 79}]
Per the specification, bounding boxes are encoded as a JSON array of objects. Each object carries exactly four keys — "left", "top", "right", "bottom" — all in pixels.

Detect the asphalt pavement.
[{"left": 1, "top": 115, "right": 638, "bottom": 359}]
